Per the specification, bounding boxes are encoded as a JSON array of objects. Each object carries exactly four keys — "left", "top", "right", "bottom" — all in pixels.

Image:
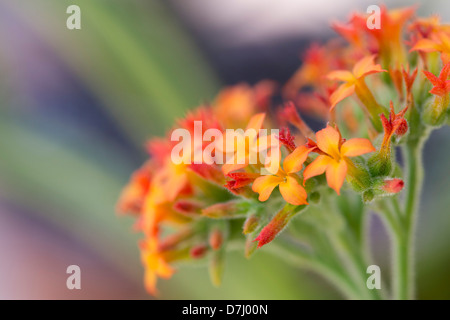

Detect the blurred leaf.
[{"left": 3, "top": 0, "right": 221, "bottom": 144}]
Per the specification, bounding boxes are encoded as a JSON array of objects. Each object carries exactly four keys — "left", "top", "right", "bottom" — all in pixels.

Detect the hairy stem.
[
  {"left": 394, "top": 138, "right": 425, "bottom": 300},
  {"left": 269, "top": 236, "right": 364, "bottom": 300}
]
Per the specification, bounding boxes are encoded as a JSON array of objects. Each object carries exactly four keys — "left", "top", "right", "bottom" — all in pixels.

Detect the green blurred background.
[{"left": 0, "top": 0, "right": 449, "bottom": 299}]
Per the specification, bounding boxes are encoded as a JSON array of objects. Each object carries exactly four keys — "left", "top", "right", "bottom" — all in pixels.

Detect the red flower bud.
[
  {"left": 190, "top": 244, "right": 208, "bottom": 259},
  {"left": 254, "top": 205, "right": 305, "bottom": 248},
  {"left": 382, "top": 178, "right": 405, "bottom": 194},
  {"left": 395, "top": 118, "right": 408, "bottom": 136},
  {"left": 173, "top": 200, "right": 202, "bottom": 215}
]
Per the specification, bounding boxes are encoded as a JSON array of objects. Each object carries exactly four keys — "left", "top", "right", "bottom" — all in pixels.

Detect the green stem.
[
  {"left": 269, "top": 237, "right": 364, "bottom": 300},
  {"left": 394, "top": 138, "right": 425, "bottom": 300}
]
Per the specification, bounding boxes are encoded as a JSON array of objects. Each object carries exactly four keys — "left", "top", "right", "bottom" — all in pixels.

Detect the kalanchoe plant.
[{"left": 117, "top": 6, "right": 450, "bottom": 299}]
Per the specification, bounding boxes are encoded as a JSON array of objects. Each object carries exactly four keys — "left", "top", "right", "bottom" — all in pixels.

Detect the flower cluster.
[{"left": 117, "top": 6, "right": 450, "bottom": 296}]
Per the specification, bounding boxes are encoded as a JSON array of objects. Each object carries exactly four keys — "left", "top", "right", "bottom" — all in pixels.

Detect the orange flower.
[
  {"left": 252, "top": 145, "right": 310, "bottom": 205},
  {"left": 411, "top": 31, "right": 450, "bottom": 64},
  {"left": 367, "top": 6, "right": 415, "bottom": 65},
  {"left": 283, "top": 44, "right": 329, "bottom": 96},
  {"left": 140, "top": 159, "right": 193, "bottom": 236},
  {"left": 214, "top": 82, "right": 274, "bottom": 129},
  {"left": 328, "top": 55, "right": 386, "bottom": 130},
  {"left": 304, "top": 125, "right": 375, "bottom": 195},
  {"left": 140, "top": 238, "right": 175, "bottom": 296},
  {"left": 219, "top": 113, "right": 278, "bottom": 175},
  {"left": 328, "top": 55, "right": 385, "bottom": 108},
  {"left": 116, "top": 161, "right": 153, "bottom": 214},
  {"left": 332, "top": 12, "right": 372, "bottom": 52},
  {"left": 334, "top": 6, "right": 415, "bottom": 66}
]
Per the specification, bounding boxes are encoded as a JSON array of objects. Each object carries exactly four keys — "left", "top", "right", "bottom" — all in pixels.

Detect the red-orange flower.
[
  {"left": 422, "top": 62, "right": 450, "bottom": 125},
  {"left": 304, "top": 125, "right": 375, "bottom": 195},
  {"left": 214, "top": 82, "right": 274, "bottom": 129},
  {"left": 252, "top": 145, "right": 310, "bottom": 205},
  {"left": 411, "top": 31, "right": 450, "bottom": 64},
  {"left": 367, "top": 6, "right": 415, "bottom": 65},
  {"left": 423, "top": 62, "right": 450, "bottom": 96},
  {"left": 219, "top": 113, "right": 279, "bottom": 175}
]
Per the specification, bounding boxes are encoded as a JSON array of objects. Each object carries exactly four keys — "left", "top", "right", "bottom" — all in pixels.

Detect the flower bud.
[
  {"left": 346, "top": 159, "right": 373, "bottom": 192},
  {"left": 158, "top": 228, "right": 194, "bottom": 252},
  {"left": 362, "top": 190, "right": 375, "bottom": 203},
  {"left": 173, "top": 200, "right": 202, "bottom": 215},
  {"left": 209, "top": 229, "right": 223, "bottom": 250},
  {"left": 423, "top": 95, "right": 449, "bottom": 127},
  {"left": 202, "top": 200, "right": 249, "bottom": 219},
  {"left": 382, "top": 178, "right": 404, "bottom": 194},
  {"left": 253, "top": 204, "right": 305, "bottom": 248},
  {"left": 190, "top": 244, "right": 208, "bottom": 259},
  {"left": 368, "top": 151, "right": 393, "bottom": 177},
  {"left": 394, "top": 118, "right": 408, "bottom": 136},
  {"left": 243, "top": 214, "right": 260, "bottom": 235}
]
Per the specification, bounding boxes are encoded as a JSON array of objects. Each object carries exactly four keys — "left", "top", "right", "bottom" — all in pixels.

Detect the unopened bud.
[
  {"left": 362, "top": 190, "right": 375, "bottom": 203},
  {"left": 174, "top": 200, "right": 202, "bottom": 215},
  {"left": 209, "top": 229, "right": 223, "bottom": 250},
  {"left": 368, "top": 151, "right": 393, "bottom": 177},
  {"left": 347, "top": 159, "right": 373, "bottom": 192},
  {"left": 243, "top": 215, "right": 260, "bottom": 234},
  {"left": 382, "top": 178, "right": 404, "bottom": 194},
  {"left": 394, "top": 119, "right": 408, "bottom": 136},
  {"left": 202, "top": 200, "right": 249, "bottom": 219},
  {"left": 423, "top": 95, "right": 449, "bottom": 127},
  {"left": 254, "top": 204, "right": 305, "bottom": 248},
  {"left": 158, "top": 228, "right": 194, "bottom": 252},
  {"left": 190, "top": 244, "right": 208, "bottom": 259}
]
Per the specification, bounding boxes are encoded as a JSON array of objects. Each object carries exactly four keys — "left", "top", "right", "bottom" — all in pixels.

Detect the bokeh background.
[{"left": 0, "top": 0, "right": 449, "bottom": 299}]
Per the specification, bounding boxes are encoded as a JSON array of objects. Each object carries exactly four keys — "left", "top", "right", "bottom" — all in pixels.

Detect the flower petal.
[
  {"left": 325, "top": 159, "right": 348, "bottom": 195},
  {"left": 352, "top": 55, "right": 386, "bottom": 79},
  {"left": 303, "top": 155, "right": 333, "bottom": 181},
  {"left": 245, "top": 112, "right": 266, "bottom": 131},
  {"left": 279, "top": 176, "right": 308, "bottom": 205},
  {"left": 327, "top": 70, "right": 355, "bottom": 82},
  {"left": 341, "top": 138, "right": 376, "bottom": 157},
  {"left": 252, "top": 175, "right": 284, "bottom": 202},
  {"left": 315, "top": 125, "right": 341, "bottom": 157},
  {"left": 330, "top": 83, "right": 355, "bottom": 109},
  {"left": 222, "top": 162, "right": 247, "bottom": 175},
  {"left": 423, "top": 70, "right": 440, "bottom": 86},
  {"left": 411, "top": 38, "right": 442, "bottom": 53},
  {"left": 283, "top": 145, "right": 312, "bottom": 174}
]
